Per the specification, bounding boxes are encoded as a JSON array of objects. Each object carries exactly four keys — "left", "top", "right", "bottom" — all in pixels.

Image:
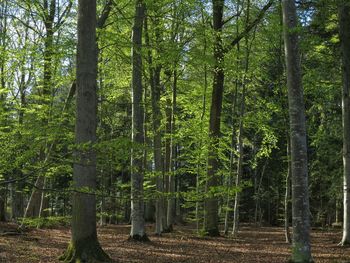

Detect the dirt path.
[{"left": 0, "top": 223, "right": 349, "bottom": 262}]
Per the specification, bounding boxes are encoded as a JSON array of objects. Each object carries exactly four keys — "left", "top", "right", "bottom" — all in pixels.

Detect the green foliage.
[{"left": 20, "top": 216, "right": 71, "bottom": 229}]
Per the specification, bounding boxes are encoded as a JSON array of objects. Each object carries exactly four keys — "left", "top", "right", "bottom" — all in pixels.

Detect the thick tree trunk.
[
  {"left": 282, "top": 0, "right": 313, "bottom": 261},
  {"left": 204, "top": 0, "right": 224, "bottom": 237},
  {"left": 130, "top": 0, "right": 148, "bottom": 241},
  {"left": 339, "top": 0, "right": 350, "bottom": 246},
  {"left": 60, "top": 0, "right": 110, "bottom": 261}
]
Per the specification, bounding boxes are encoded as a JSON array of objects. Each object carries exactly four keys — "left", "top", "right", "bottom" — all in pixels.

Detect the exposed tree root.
[{"left": 60, "top": 236, "right": 112, "bottom": 263}]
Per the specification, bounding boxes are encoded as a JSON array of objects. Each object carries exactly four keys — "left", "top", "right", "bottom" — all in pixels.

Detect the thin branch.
[{"left": 223, "top": 0, "right": 274, "bottom": 54}]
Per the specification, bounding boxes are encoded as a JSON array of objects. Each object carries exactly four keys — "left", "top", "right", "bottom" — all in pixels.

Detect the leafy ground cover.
[{"left": 0, "top": 223, "right": 349, "bottom": 262}]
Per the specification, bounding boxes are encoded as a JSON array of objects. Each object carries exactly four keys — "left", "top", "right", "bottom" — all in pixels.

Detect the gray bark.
[
  {"left": 204, "top": 0, "right": 273, "bottom": 237},
  {"left": 285, "top": 136, "right": 291, "bottom": 243},
  {"left": 25, "top": 0, "right": 56, "bottom": 219},
  {"left": 144, "top": 11, "right": 165, "bottom": 235},
  {"left": 204, "top": 0, "right": 224, "bottom": 237},
  {"left": 232, "top": 86, "right": 245, "bottom": 236},
  {"left": 60, "top": 0, "right": 110, "bottom": 261},
  {"left": 339, "top": 0, "right": 350, "bottom": 246},
  {"left": 282, "top": 0, "right": 313, "bottom": 261},
  {"left": 166, "top": 70, "right": 177, "bottom": 230},
  {"left": 130, "top": 0, "right": 148, "bottom": 241},
  {"left": 0, "top": 188, "right": 6, "bottom": 221}
]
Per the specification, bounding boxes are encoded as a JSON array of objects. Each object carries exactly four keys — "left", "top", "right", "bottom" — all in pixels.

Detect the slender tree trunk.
[
  {"left": 26, "top": 0, "right": 56, "bottom": 219},
  {"left": 167, "top": 70, "right": 177, "bottom": 231},
  {"left": 130, "top": 0, "right": 148, "bottom": 241},
  {"left": 152, "top": 65, "right": 165, "bottom": 235},
  {"left": 339, "top": 0, "right": 350, "bottom": 246},
  {"left": 60, "top": 1, "right": 110, "bottom": 261},
  {"left": 196, "top": 20, "right": 208, "bottom": 233},
  {"left": 282, "top": 0, "right": 313, "bottom": 261},
  {"left": 285, "top": 136, "right": 291, "bottom": 243},
  {"left": 204, "top": 0, "right": 224, "bottom": 237},
  {"left": 224, "top": 84, "right": 238, "bottom": 234},
  {"left": 144, "top": 12, "right": 165, "bottom": 235},
  {"left": 232, "top": 1, "right": 251, "bottom": 235},
  {"left": 0, "top": 188, "right": 6, "bottom": 222},
  {"left": 232, "top": 85, "right": 245, "bottom": 236},
  {"left": 164, "top": 79, "right": 172, "bottom": 232}
]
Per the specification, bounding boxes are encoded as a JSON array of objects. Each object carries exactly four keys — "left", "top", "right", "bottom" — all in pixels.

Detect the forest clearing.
[{"left": 0, "top": 223, "right": 349, "bottom": 263}]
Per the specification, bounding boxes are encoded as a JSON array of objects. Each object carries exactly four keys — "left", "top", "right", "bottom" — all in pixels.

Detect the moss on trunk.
[{"left": 59, "top": 236, "right": 111, "bottom": 263}]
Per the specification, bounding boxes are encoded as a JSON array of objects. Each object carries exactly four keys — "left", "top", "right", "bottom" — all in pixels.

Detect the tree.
[
  {"left": 60, "top": 0, "right": 111, "bottom": 261},
  {"left": 130, "top": 0, "right": 148, "bottom": 241},
  {"left": 338, "top": 0, "right": 350, "bottom": 246},
  {"left": 204, "top": 0, "right": 274, "bottom": 236},
  {"left": 282, "top": 0, "right": 313, "bottom": 261},
  {"left": 204, "top": 0, "right": 225, "bottom": 237}
]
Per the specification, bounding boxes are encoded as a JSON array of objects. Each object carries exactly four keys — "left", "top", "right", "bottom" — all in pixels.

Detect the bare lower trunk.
[
  {"left": 11, "top": 177, "right": 24, "bottom": 220},
  {"left": 204, "top": 0, "right": 225, "bottom": 237},
  {"left": 23, "top": 175, "right": 46, "bottom": 218},
  {"left": 285, "top": 136, "right": 291, "bottom": 243},
  {"left": 339, "top": 0, "right": 350, "bottom": 247},
  {"left": 130, "top": 0, "right": 148, "bottom": 241},
  {"left": 0, "top": 187, "right": 6, "bottom": 222},
  {"left": 167, "top": 71, "right": 177, "bottom": 231},
  {"left": 232, "top": 115, "right": 244, "bottom": 236},
  {"left": 60, "top": 1, "right": 110, "bottom": 261},
  {"left": 283, "top": 0, "right": 313, "bottom": 261}
]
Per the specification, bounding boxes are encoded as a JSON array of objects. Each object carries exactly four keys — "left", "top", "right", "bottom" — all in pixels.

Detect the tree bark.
[
  {"left": 204, "top": 0, "right": 225, "bottom": 237},
  {"left": 130, "top": 0, "right": 148, "bottom": 241},
  {"left": 232, "top": 82, "right": 246, "bottom": 236},
  {"left": 25, "top": 0, "right": 56, "bottom": 219},
  {"left": 282, "top": 0, "right": 313, "bottom": 261},
  {"left": 166, "top": 70, "right": 177, "bottom": 231},
  {"left": 60, "top": 0, "right": 110, "bottom": 261},
  {"left": 144, "top": 11, "right": 165, "bottom": 235},
  {"left": 285, "top": 136, "right": 291, "bottom": 243},
  {"left": 339, "top": 0, "right": 350, "bottom": 246}
]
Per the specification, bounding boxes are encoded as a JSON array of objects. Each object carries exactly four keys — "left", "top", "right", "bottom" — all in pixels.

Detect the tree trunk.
[
  {"left": 285, "top": 136, "right": 291, "bottom": 243},
  {"left": 232, "top": 1, "right": 251, "bottom": 235},
  {"left": 25, "top": 0, "right": 56, "bottom": 219},
  {"left": 166, "top": 70, "right": 177, "bottom": 231},
  {"left": 339, "top": 0, "right": 350, "bottom": 246},
  {"left": 144, "top": 11, "right": 165, "bottom": 235},
  {"left": 152, "top": 65, "right": 165, "bottom": 235},
  {"left": 60, "top": 0, "right": 110, "bottom": 261},
  {"left": 130, "top": 0, "right": 148, "bottom": 241},
  {"left": 232, "top": 86, "right": 245, "bottom": 236},
  {"left": 282, "top": 0, "right": 313, "bottom": 261},
  {"left": 0, "top": 187, "right": 6, "bottom": 222},
  {"left": 204, "top": 0, "right": 225, "bottom": 237},
  {"left": 224, "top": 84, "right": 238, "bottom": 234}
]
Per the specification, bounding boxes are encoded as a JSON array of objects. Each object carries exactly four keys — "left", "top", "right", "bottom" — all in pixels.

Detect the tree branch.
[{"left": 223, "top": 0, "right": 274, "bottom": 54}]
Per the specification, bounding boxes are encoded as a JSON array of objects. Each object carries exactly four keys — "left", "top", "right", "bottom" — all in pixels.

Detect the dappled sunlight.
[{"left": 1, "top": 223, "right": 349, "bottom": 262}]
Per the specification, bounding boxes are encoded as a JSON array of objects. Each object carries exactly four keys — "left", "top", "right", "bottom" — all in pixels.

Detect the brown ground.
[{"left": 0, "top": 223, "right": 349, "bottom": 263}]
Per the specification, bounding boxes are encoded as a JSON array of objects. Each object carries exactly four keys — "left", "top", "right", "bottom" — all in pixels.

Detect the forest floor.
[{"left": 0, "top": 222, "right": 349, "bottom": 263}]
